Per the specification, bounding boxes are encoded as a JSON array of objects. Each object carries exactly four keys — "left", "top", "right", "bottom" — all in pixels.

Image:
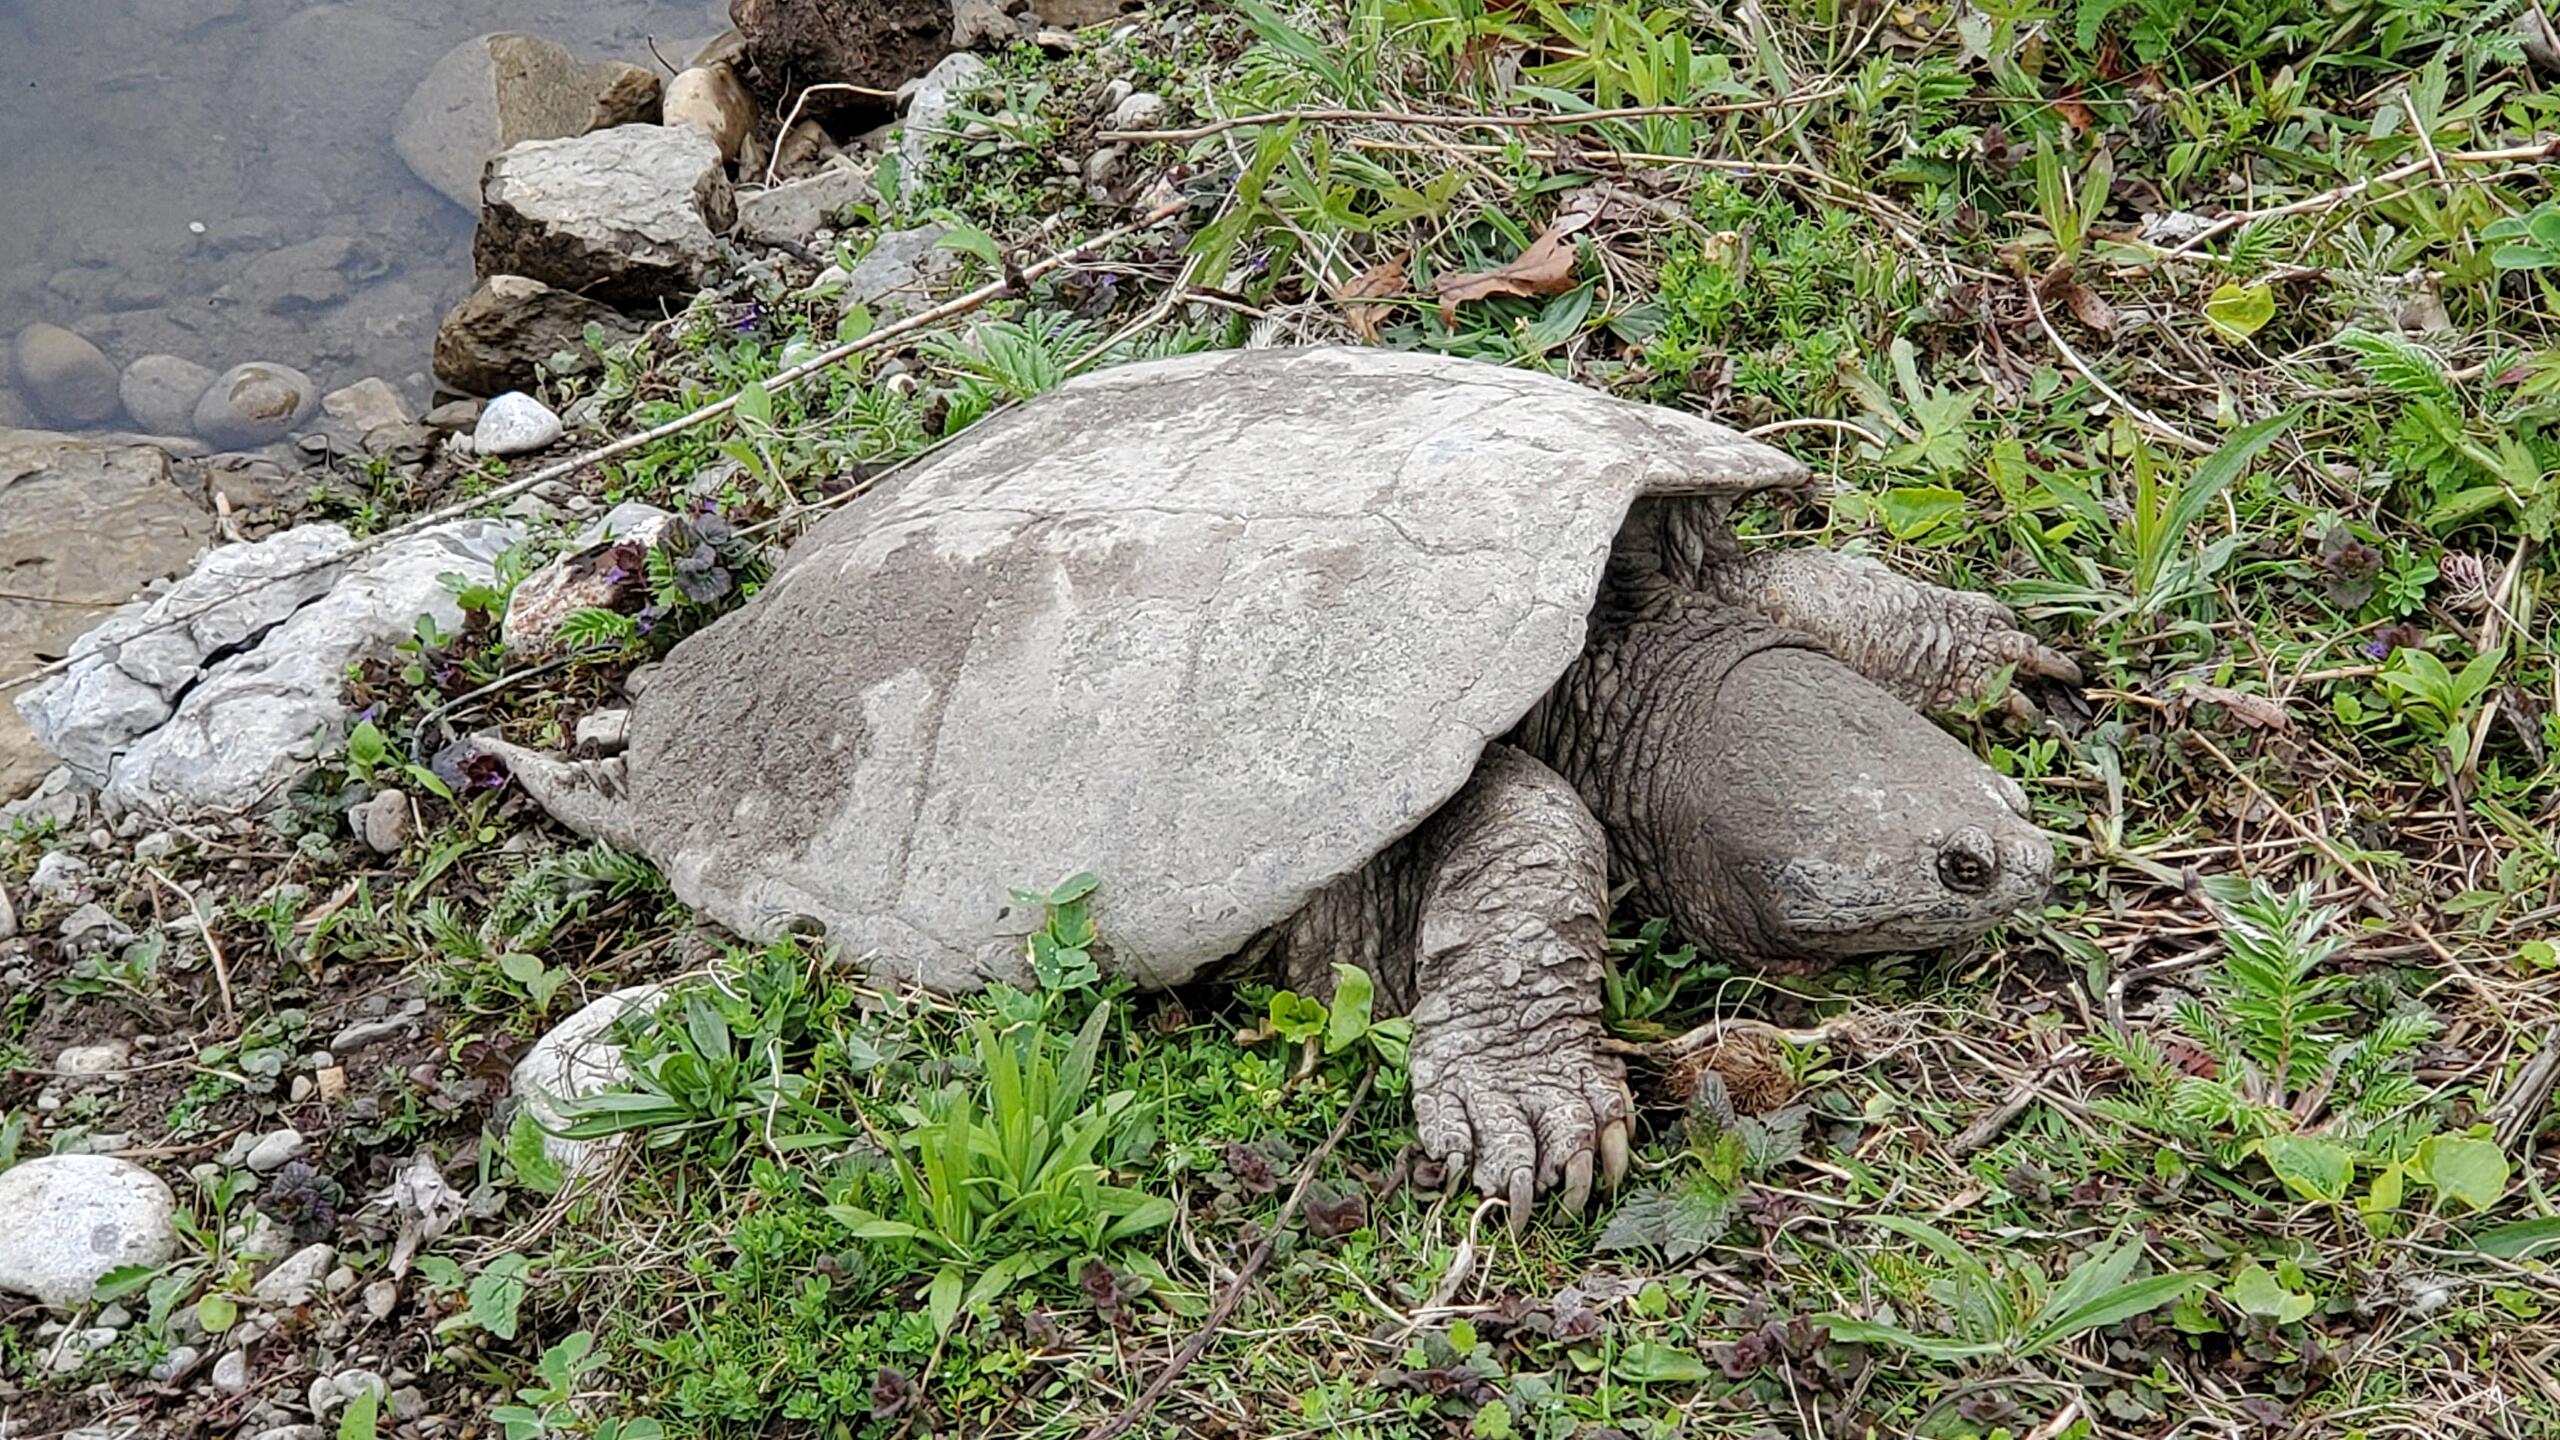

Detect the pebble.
[
  {"left": 53, "top": 1039, "right": 131, "bottom": 1075},
  {"left": 9, "top": 322, "right": 123, "bottom": 427},
  {"left": 362, "top": 1279, "right": 398, "bottom": 1320},
  {"left": 330, "top": 1017, "right": 411, "bottom": 1053},
  {"left": 192, "top": 361, "right": 319, "bottom": 449},
  {"left": 473, "top": 392, "right": 564, "bottom": 456},
  {"left": 288, "top": 1075, "right": 314, "bottom": 1102},
  {"left": 57, "top": 903, "right": 135, "bottom": 957},
  {"left": 320, "top": 377, "right": 414, "bottom": 437},
  {"left": 0, "top": 1156, "right": 177, "bottom": 1306},
  {"left": 97, "top": 1303, "right": 133, "bottom": 1328},
  {"left": 251, "top": 1428, "right": 325, "bottom": 1440},
  {"left": 118, "top": 354, "right": 217, "bottom": 436},
  {"left": 1107, "top": 91, "right": 1165, "bottom": 129},
  {"left": 29, "top": 851, "right": 91, "bottom": 904},
  {"left": 212, "top": 1347, "right": 251, "bottom": 1392},
  {"left": 250, "top": 1243, "right": 335, "bottom": 1307},
  {"left": 132, "top": 830, "right": 184, "bottom": 861},
  {"left": 356, "top": 789, "right": 411, "bottom": 854},
  {"left": 243, "top": 1127, "right": 307, "bottom": 1173},
  {"left": 421, "top": 398, "right": 481, "bottom": 431},
  {"left": 41, "top": 1325, "right": 117, "bottom": 1374},
  {"left": 574, "top": 710, "right": 630, "bottom": 752},
  {"left": 150, "top": 1343, "right": 201, "bottom": 1382},
  {"left": 310, "top": 1368, "right": 387, "bottom": 1417},
  {"left": 326, "top": 1265, "right": 358, "bottom": 1297}
]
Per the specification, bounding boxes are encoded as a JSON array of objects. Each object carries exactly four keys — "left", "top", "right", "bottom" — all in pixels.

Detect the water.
[{"left": 0, "top": 0, "right": 729, "bottom": 431}]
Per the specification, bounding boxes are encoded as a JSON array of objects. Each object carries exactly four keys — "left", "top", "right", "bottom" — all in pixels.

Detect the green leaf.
[
  {"left": 504, "top": 1111, "right": 565, "bottom": 1197},
  {"left": 2033, "top": 1269, "right": 2204, "bottom": 1342},
  {"left": 1880, "top": 485, "right": 1968, "bottom": 541},
  {"left": 2203, "top": 282, "right": 2276, "bottom": 341},
  {"left": 1814, "top": 1317, "right": 2003, "bottom": 1361},
  {"left": 2173, "top": 410, "right": 2297, "bottom": 538},
  {"left": 1048, "top": 872, "right": 1100, "bottom": 904},
  {"left": 2413, "top": 1135, "right": 2509, "bottom": 1211},
  {"left": 338, "top": 1386, "right": 380, "bottom": 1440},
  {"left": 734, "top": 379, "right": 773, "bottom": 429},
  {"left": 2467, "top": 1217, "right": 2560, "bottom": 1260},
  {"left": 1326, "top": 963, "right": 1376, "bottom": 1055},
  {"left": 2226, "top": 1262, "right": 2315, "bottom": 1323},
  {"left": 1267, "top": 990, "right": 1326, "bottom": 1044},
  {"left": 928, "top": 1266, "right": 964, "bottom": 1335},
  {"left": 467, "top": 1253, "right": 532, "bottom": 1340},
  {"left": 1613, "top": 1340, "right": 1713, "bottom": 1383},
  {"left": 346, "top": 720, "right": 389, "bottom": 771},
  {"left": 2256, "top": 1136, "right": 2355, "bottom": 1204},
  {"left": 196, "top": 1292, "right": 239, "bottom": 1334}
]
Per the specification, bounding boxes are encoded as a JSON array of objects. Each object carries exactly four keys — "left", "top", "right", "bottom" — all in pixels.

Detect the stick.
[
  {"left": 0, "top": 200, "right": 1189, "bottom": 700},
  {"left": 147, "top": 865, "right": 234, "bottom": 1020},
  {"left": 2016, "top": 260, "right": 2211, "bottom": 455},
  {"left": 1099, "top": 89, "right": 1849, "bottom": 144},
  {"left": 1947, "top": 1045, "right": 2084, "bottom": 1158},
  {"left": 1081, "top": 1065, "right": 1374, "bottom": 1440},
  {"left": 2146, "top": 139, "right": 2560, "bottom": 262}
]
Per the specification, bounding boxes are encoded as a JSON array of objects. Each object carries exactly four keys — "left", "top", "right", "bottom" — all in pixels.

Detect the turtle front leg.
[
  {"left": 1401, "top": 746, "right": 1632, "bottom": 1221},
  {"left": 1698, "top": 547, "right": 2079, "bottom": 714}
]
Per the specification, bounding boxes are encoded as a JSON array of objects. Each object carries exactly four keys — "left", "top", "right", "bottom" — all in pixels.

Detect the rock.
[
  {"left": 58, "top": 902, "right": 134, "bottom": 957},
  {"left": 474, "top": 392, "right": 565, "bottom": 456},
  {"left": 512, "top": 984, "right": 664, "bottom": 1173},
  {"left": 192, "top": 363, "right": 319, "bottom": 449},
  {"left": 119, "top": 356, "right": 217, "bottom": 436},
  {"left": 356, "top": 789, "right": 411, "bottom": 853},
  {"left": 501, "top": 506, "right": 676, "bottom": 652},
  {"left": 330, "top": 1016, "right": 414, "bottom": 1053},
  {"left": 2522, "top": 4, "right": 2560, "bottom": 75},
  {"left": 575, "top": 709, "right": 631, "bottom": 752},
  {"left": 423, "top": 399, "right": 483, "bottom": 432},
  {"left": 326, "top": 1265, "right": 358, "bottom": 1297},
  {"left": 43, "top": 1324, "right": 118, "bottom": 1373},
  {"left": 9, "top": 324, "right": 122, "bottom": 428},
  {"left": 663, "top": 63, "right": 756, "bottom": 165},
  {"left": 1107, "top": 90, "right": 1164, "bottom": 130},
  {"left": 150, "top": 1343, "right": 201, "bottom": 1382},
  {"left": 0, "top": 432, "right": 214, "bottom": 796},
  {"left": 310, "top": 1368, "right": 386, "bottom": 1418},
  {"left": 191, "top": 453, "right": 301, "bottom": 520},
  {"left": 212, "top": 1347, "right": 250, "bottom": 1392},
  {"left": 30, "top": 851, "right": 92, "bottom": 904},
  {"left": 737, "top": 161, "right": 878, "bottom": 246},
  {"left": 769, "top": 117, "right": 840, "bottom": 180},
  {"left": 898, "top": 51, "right": 994, "bottom": 180},
  {"left": 476, "top": 126, "right": 736, "bottom": 308},
  {"left": 396, "top": 33, "right": 666, "bottom": 212},
  {"left": 250, "top": 1243, "right": 334, "bottom": 1307},
  {"left": 243, "top": 1127, "right": 306, "bottom": 1173},
  {"left": 730, "top": 0, "right": 951, "bottom": 114},
  {"left": 835, "top": 224, "right": 958, "bottom": 320},
  {"left": 18, "top": 519, "right": 523, "bottom": 817},
  {"left": 213, "top": 236, "right": 380, "bottom": 317},
  {"left": 952, "top": 0, "right": 1024, "bottom": 46},
  {"left": 362, "top": 1279, "right": 399, "bottom": 1320},
  {"left": 432, "top": 275, "right": 645, "bottom": 398},
  {"left": 0, "top": 1155, "right": 177, "bottom": 1305},
  {"left": 320, "top": 380, "right": 413, "bottom": 438},
  {"left": 53, "top": 1039, "right": 129, "bottom": 1075}
]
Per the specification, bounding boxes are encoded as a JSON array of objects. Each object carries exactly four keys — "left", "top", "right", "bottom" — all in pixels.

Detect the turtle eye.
[{"left": 1936, "top": 829, "right": 1997, "bottom": 894}]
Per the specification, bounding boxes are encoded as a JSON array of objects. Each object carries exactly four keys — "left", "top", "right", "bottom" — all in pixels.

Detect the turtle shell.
[{"left": 615, "top": 346, "right": 1806, "bottom": 989}]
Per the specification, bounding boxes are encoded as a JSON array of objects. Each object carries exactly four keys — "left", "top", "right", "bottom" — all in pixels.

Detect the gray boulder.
[
  {"left": 476, "top": 126, "right": 737, "bottom": 308},
  {"left": 0, "top": 1155, "right": 177, "bottom": 1306},
  {"left": 396, "top": 33, "right": 664, "bottom": 212},
  {"left": 10, "top": 324, "right": 122, "bottom": 429},
  {"left": 18, "top": 519, "right": 522, "bottom": 816},
  {"left": 432, "top": 275, "right": 645, "bottom": 397},
  {"left": 0, "top": 430, "right": 211, "bottom": 798},
  {"left": 736, "top": 161, "right": 878, "bottom": 246}
]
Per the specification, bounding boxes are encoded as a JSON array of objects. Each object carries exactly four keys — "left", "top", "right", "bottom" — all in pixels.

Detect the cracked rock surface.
[
  {"left": 19, "top": 519, "right": 521, "bottom": 816},
  {"left": 474, "top": 124, "right": 735, "bottom": 308}
]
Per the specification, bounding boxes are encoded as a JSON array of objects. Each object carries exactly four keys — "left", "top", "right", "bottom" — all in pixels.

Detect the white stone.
[
  {"left": 898, "top": 52, "right": 993, "bottom": 181},
  {"left": 736, "top": 162, "right": 877, "bottom": 247},
  {"left": 356, "top": 789, "right": 411, "bottom": 854},
  {"left": 249, "top": 1242, "right": 335, "bottom": 1307},
  {"left": 511, "top": 984, "right": 664, "bottom": 1174},
  {"left": 473, "top": 392, "right": 564, "bottom": 456},
  {"left": 362, "top": 1279, "right": 398, "bottom": 1319},
  {"left": 52, "top": 1039, "right": 130, "bottom": 1076},
  {"left": 243, "top": 1127, "right": 306, "bottom": 1172},
  {"left": 0, "top": 1155, "right": 177, "bottom": 1306},
  {"left": 29, "top": 851, "right": 91, "bottom": 904},
  {"left": 837, "top": 225, "right": 957, "bottom": 321},
  {"left": 18, "top": 519, "right": 523, "bottom": 817},
  {"left": 212, "top": 1347, "right": 250, "bottom": 1392},
  {"left": 1107, "top": 91, "right": 1164, "bottom": 130}
]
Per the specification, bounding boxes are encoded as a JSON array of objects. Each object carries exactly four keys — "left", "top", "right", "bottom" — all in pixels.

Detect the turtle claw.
[{"left": 1410, "top": 1035, "right": 1632, "bottom": 1228}]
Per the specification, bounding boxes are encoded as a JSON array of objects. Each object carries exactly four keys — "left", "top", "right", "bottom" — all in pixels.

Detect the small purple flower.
[
  {"left": 734, "top": 301, "right": 767, "bottom": 332},
  {"left": 354, "top": 703, "right": 381, "bottom": 725},
  {"left": 635, "top": 603, "right": 666, "bottom": 636}
]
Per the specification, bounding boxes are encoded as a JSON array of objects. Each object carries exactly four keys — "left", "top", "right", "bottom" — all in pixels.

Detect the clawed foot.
[
  {"left": 1928, "top": 587, "right": 2083, "bottom": 720},
  {"left": 1411, "top": 1034, "right": 1632, "bottom": 1224}
]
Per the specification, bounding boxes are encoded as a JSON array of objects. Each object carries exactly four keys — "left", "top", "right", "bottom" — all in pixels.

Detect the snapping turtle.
[{"left": 483, "top": 347, "right": 2074, "bottom": 1214}]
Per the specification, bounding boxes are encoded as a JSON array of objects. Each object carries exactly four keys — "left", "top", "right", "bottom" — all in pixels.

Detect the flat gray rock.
[
  {"left": 0, "top": 1155, "right": 177, "bottom": 1306},
  {"left": 476, "top": 126, "right": 736, "bottom": 308},
  {"left": 506, "top": 347, "right": 1803, "bottom": 989}
]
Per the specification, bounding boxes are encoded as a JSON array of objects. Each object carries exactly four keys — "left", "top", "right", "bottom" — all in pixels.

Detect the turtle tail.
[{"left": 469, "top": 733, "right": 650, "bottom": 856}]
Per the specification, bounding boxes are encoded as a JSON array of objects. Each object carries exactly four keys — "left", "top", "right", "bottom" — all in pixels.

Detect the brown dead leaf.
[
  {"left": 2038, "top": 264, "right": 2116, "bottom": 338},
  {"left": 2184, "top": 684, "right": 2291, "bottom": 732},
  {"left": 1434, "top": 208, "right": 1597, "bottom": 326},
  {"left": 1329, "top": 249, "right": 1410, "bottom": 343},
  {"left": 2053, "top": 89, "right": 2096, "bottom": 134}
]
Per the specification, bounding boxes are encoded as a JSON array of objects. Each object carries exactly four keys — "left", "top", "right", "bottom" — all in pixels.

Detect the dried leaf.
[
  {"left": 2054, "top": 90, "right": 2096, "bottom": 134},
  {"left": 1435, "top": 208, "right": 1597, "bottom": 325},
  {"left": 2184, "top": 684, "right": 2291, "bottom": 732},
  {"left": 1329, "top": 249, "right": 1410, "bottom": 342}
]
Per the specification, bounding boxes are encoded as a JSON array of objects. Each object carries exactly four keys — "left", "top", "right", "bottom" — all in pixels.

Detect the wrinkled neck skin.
[{"left": 1513, "top": 588, "right": 2052, "bottom": 972}]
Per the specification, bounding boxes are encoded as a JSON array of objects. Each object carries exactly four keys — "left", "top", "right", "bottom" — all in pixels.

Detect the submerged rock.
[
  {"left": 0, "top": 1155, "right": 177, "bottom": 1306},
  {"left": 10, "top": 323, "right": 122, "bottom": 428},
  {"left": 192, "top": 362, "right": 319, "bottom": 449},
  {"left": 17, "top": 519, "right": 522, "bottom": 816},
  {"left": 432, "top": 275, "right": 642, "bottom": 397},
  {"left": 476, "top": 125, "right": 736, "bottom": 307},
  {"left": 396, "top": 33, "right": 665, "bottom": 212},
  {"left": 118, "top": 355, "right": 217, "bottom": 437}
]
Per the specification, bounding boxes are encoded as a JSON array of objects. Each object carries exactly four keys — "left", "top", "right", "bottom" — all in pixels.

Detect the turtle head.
[{"left": 1661, "top": 644, "right": 2053, "bottom": 966}]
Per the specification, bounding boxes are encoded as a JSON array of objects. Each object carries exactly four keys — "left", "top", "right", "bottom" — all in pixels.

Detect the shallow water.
[{"left": 0, "top": 0, "right": 728, "bottom": 431}]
